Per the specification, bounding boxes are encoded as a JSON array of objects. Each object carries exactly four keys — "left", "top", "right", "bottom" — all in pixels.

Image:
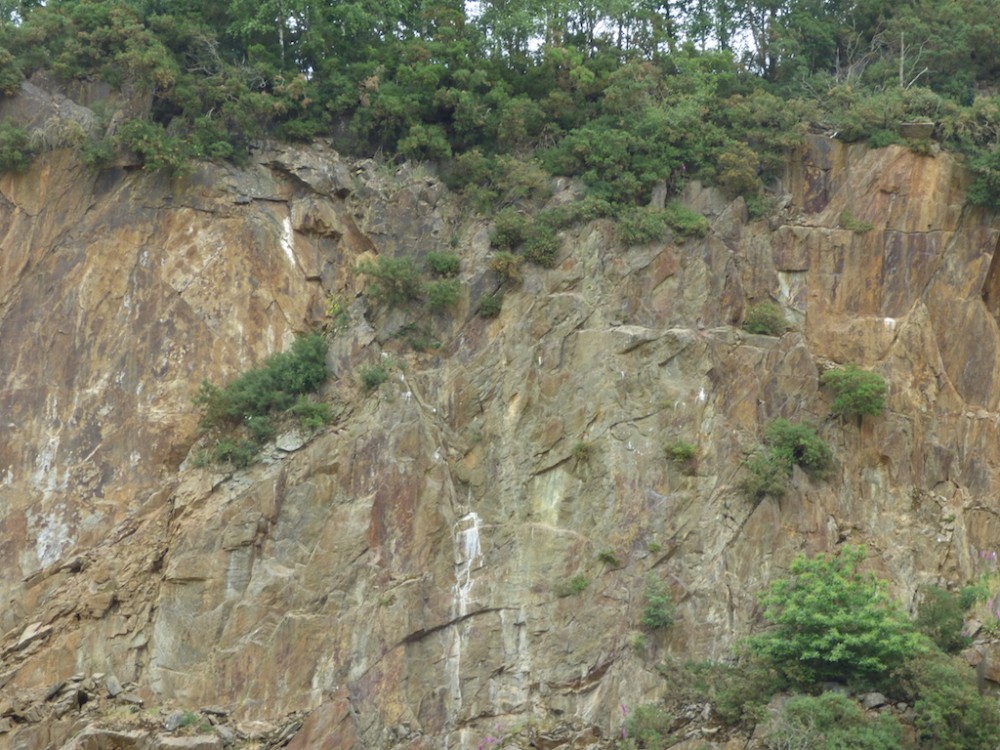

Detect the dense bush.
[
  {"left": 743, "top": 302, "right": 787, "bottom": 335},
  {"left": 749, "top": 546, "right": 924, "bottom": 687},
  {"left": 617, "top": 206, "right": 667, "bottom": 245},
  {"left": 489, "top": 251, "right": 524, "bottom": 285},
  {"left": 0, "top": 122, "right": 36, "bottom": 173},
  {"left": 360, "top": 364, "right": 389, "bottom": 392},
  {"left": 821, "top": 364, "right": 888, "bottom": 418},
  {"left": 356, "top": 257, "right": 424, "bottom": 306},
  {"left": 477, "top": 293, "right": 504, "bottom": 318},
  {"left": 764, "top": 691, "right": 903, "bottom": 750},
  {"left": 522, "top": 224, "right": 560, "bottom": 268},
  {"left": 673, "top": 657, "right": 784, "bottom": 727},
  {"left": 763, "top": 419, "right": 834, "bottom": 478},
  {"left": 622, "top": 704, "right": 674, "bottom": 750},
  {"left": 916, "top": 585, "right": 970, "bottom": 653},
  {"left": 900, "top": 651, "right": 1000, "bottom": 750},
  {"left": 426, "top": 279, "right": 462, "bottom": 310},
  {"left": 193, "top": 333, "right": 330, "bottom": 467},
  {"left": 663, "top": 201, "right": 710, "bottom": 238},
  {"left": 425, "top": 251, "right": 461, "bottom": 278},
  {"left": 640, "top": 578, "right": 676, "bottom": 630}
]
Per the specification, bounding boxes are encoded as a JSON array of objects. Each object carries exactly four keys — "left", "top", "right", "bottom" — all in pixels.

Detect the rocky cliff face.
[{"left": 0, "top": 121, "right": 998, "bottom": 749}]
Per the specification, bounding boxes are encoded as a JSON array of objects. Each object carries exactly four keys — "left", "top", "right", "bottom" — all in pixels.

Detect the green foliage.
[
  {"left": 193, "top": 334, "right": 329, "bottom": 467},
  {"left": 426, "top": 279, "right": 462, "bottom": 311},
  {"left": 622, "top": 704, "right": 674, "bottom": 750},
  {"left": 763, "top": 418, "right": 834, "bottom": 478},
  {"left": 0, "top": 46, "right": 24, "bottom": 96},
  {"left": 665, "top": 440, "right": 697, "bottom": 464},
  {"left": 596, "top": 548, "right": 620, "bottom": 566},
  {"left": 0, "top": 122, "right": 35, "bottom": 173},
  {"left": 490, "top": 208, "right": 531, "bottom": 251},
  {"left": 195, "top": 334, "right": 329, "bottom": 430},
  {"left": 740, "top": 449, "right": 792, "bottom": 502},
  {"left": 967, "top": 144, "right": 1000, "bottom": 210},
  {"left": 115, "top": 119, "right": 192, "bottom": 173},
  {"left": 748, "top": 546, "right": 924, "bottom": 687},
  {"left": 617, "top": 206, "right": 666, "bottom": 245},
  {"left": 820, "top": 364, "right": 888, "bottom": 418},
  {"left": 663, "top": 201, "right": 709, "bottom": 238},
  {"left": 916, "top": 585, "right": 970, "bottom": 653},
  {"left": 477, "top": 292, "right": 504, "bottom": 318},
  {"left": 640, "top": 578, "right": 676, "bottom": 630},
  {"left": 555, "top": 573, "right": 589, "bottom": 597},
  {"left": 212, "top": 438, "right": 258, "bottom": 469},
  {"left": 674, "top": 658, "right": 784, "bottom": 727},
  {"left": 839, "top": 209, "right": 874, "bottom": 234},
  {"left": 360, "top": 364, "right": 389, "bottom": 392},
  {"left": 743, "top": 302, "right": 787, "bottom": 335},
  {"left": 289, "top": 396, "right": 332, "bottom": 431},
  {"left": 356, "top": 257, "right": 423, "bottom": 306},
  {"left": 764, "top": 691, "right": 904, "bottom": 750},
  {"left": 425, "top": 251, "right": 460, "bottom": 278},
  {"left": 489, "top": 251, "right": 524, "bottom": 285},
  {"left": 522, "top": 223, "right": 559, "bottom": 268},
  {"left": 572, "top": 440, "right": 594, "bottom": 462},
  {"left": 900, "top": 651, "right": 1000, "bottom": 750}
]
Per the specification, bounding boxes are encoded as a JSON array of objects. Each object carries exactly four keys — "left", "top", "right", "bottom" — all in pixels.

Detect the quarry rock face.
[{"left": 0, "top": 130, "right": 999, "bottom": 748}]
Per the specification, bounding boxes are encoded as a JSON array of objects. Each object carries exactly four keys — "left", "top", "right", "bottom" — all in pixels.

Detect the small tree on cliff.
[
  {"left": 820, "top": 364, "right": 887, "bottom": 418},
  {"left": 749, "top": 546, "right": 925, "bottom": 688}
]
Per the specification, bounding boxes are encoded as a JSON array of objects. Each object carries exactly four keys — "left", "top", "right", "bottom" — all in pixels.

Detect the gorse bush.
[
  {"left": 617, "top": 206, "right": 667, "bottom": 245},
  {"left": 900, "top": 650, "right": 1000, "bottom": 750},
  {"left": 663, "top": 200, "right": 709, "bottom": 238},
  {"left": 821, "top": 364, "right": 888, "bottom": 418},
  {"left": 764, "top": 691, "right": 904, "bottom": 750},
  {"left": 360, "top": 364, "right": 389, "bottom": 392},
  {"left": 356, "top": 257, "right": 423, "bottom": 306},
  {"left": 425, "top": 251, "right": 460, "bottom": 278},
  {"left": 749, "top": 546, "right": 924, "bottom": 687},
  {"left": 622, "top": 704, "right": 674, "bottom": 750},
  {"left": 740, "top": 419, "right": 833, "bottom": 502},
  {"left": 195, "top": 334, "right": 329, "bottom": 429},
  {"left": 916, "top": 585, "right": 970, "bottom": 653},
  {"left": 426, "top": 279, "right": 462, "bottom": 310},
  {"left": 0, "top": 122, "right": 36, "bottom": 173},
  {"left": 743, "top": 302, "right": 787, "bottom": 335},
  {"left": 641, "top": 578, "right": 676, "bottom": 630}
]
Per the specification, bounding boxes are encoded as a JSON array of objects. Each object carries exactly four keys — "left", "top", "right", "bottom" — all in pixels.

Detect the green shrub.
[
  {"left": 617, "top": 206, "right": 667, "bottom": 245},
  {"left": 740, "top": 449, "right": 791, "bottom": 502},
  {"left": 356, "top": 257, "right": 423, "bottom": 306},
  {"left": 743, "top": 302, "right": 787, "bottom": 335},
  {"left": 641, "top": 578, "right": 676, "bottom": 630},
  {"left": 916, "top": 585, "right": 970, "bottom": 653},
  {"left": 522, "top": 224, "right": 560, "bottom": 268},
  {"left": 491, "top": 208, "right": 531, "bottom": 250},
  {"left": 360, "top": 364, "right": 389, "bottom": 392},
  {"left": 839, "top": 209, "right": 874, "bottom": 233},
  {"left": 115, "top": 118, "right": 191, "bottom": 173},
  {"left": 0, "top": 47, "right": 24, "bottom": 97},
  {"left": 623, "top": 704, "right": 674, "bottom": 750},
  {"left": 477, "top": 293, "right": 504, "bottom": 318},
  {"left": 289, "top": 396, "right": 332, "bottom": 431},
  {"left": 536, "top": 196, "right": 613, "bottom": 229},
  {"left": 675, "top": 658, "right": 783, "bottom": 727},
  {"left": 425, "top": 251, "right": 460, "bottom": 277},
  {"left": 489, "top": 251, "right": 524, "bottom": 284},
  {"left": 901, "top": 651, "right": 1000, "bottom": 750},
  {"left": 745, "top": 193, "right": 774, "bottom": 220},
  {"left": 194, "top": 334, "right": 329, "bottom": 429},
  {"left": 0, "top": 122, "right": 36, "bottom": 173},
  {"left": 213, "top": 438, "right": 259, "bottom": 469},
  {"left": 663, "top": 200, "right": 709, "bottom": 238},
  {"left": 666, "top": 440, "right": 697, "bottom": 464},
  {"left": 555, "top": 573, "right": 589, "bottom": 597},
  {"left": 597, "top": 548, "right": 620, "bottom": 566},
  {"left": 820, "top": 364, "right": 888, "bottom": 418},
  {"left": 572, "top": 440, "right": 594, "bottom": 462},
  {"left": 868, "top": 128, "right": 905, "bottom": 149},
  {"left": 748, "top": 546, "right": 924, "bottom": 687},
  {"left": 426, "top": 278, "right": 462, "bottom": 310},
  {"left": 763, "top": 419, "right": 834, "bottom": 479},
  {"left": 765, "top": 691, "right": 904, "bottom": 750}
]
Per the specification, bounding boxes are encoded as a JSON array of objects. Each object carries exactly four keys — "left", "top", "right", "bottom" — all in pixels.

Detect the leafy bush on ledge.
[
  {"left": 740, "top": 419, "right": 833, "bottom": 502},
  {"left": 820, "top": 363, "right": 887, "bottom": 418},
  {"left": 193, "top": 333, "right": 330, "bottom": 466}
]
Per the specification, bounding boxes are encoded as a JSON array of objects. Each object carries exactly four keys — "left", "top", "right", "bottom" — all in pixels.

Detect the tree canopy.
[{"left": 3, "top": 0, "right": 1000, "bottom": 208}]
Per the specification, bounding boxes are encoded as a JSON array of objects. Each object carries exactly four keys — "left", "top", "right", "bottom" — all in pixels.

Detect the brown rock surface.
[{"left": 1, "top": 127, "right": 999, "bottom": 749}]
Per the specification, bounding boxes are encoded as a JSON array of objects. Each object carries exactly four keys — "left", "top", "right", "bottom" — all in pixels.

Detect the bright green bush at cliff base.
[
  {"left": 765, "top": 691, "right": 904, "bottom": 750},
  {"left": 748, "top": 546, "right": 925, "bottom": 688}
]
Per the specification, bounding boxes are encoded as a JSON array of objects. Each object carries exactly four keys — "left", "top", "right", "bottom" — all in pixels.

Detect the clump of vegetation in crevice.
[
  {"left": 742, "top": 302, "right": 788, "bottom": 336},
  {"left": 193, "top": 333, "right": 331, "bottom": 468},
  {"left": 740, "top": 419, "right": 833, "bottom": 502}
]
